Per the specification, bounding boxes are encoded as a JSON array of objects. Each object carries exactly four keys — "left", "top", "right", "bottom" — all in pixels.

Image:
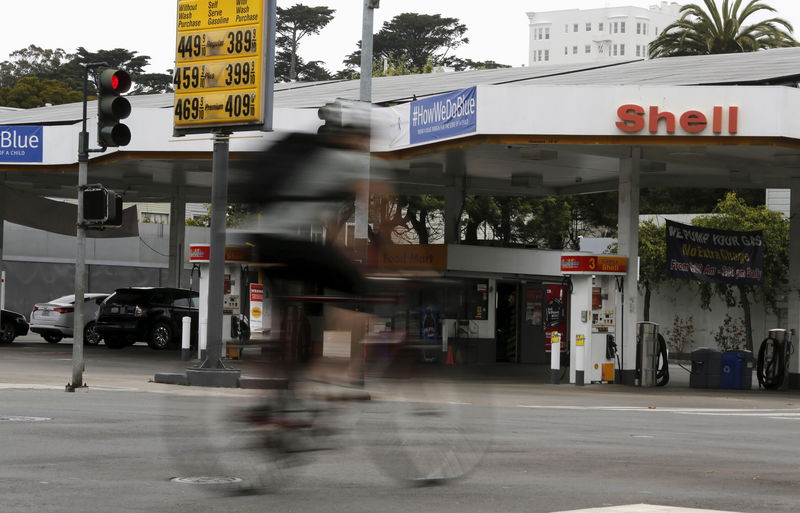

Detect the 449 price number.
[
  {"left": 174, "top": 91, "right": 260, "bottom": 126},
  {"left": 175, "top": 27, "right": 259, "bottom": 63}
]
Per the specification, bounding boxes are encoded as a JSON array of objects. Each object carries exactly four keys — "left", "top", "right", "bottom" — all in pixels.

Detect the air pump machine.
[{"left": 560, "top": 254, "right": 628, "bottom": 384}]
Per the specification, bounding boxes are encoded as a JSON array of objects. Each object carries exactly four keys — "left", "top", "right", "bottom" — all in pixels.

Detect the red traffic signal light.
[{"left": 97, "top": 68, "right": 132, "bottom": 147}]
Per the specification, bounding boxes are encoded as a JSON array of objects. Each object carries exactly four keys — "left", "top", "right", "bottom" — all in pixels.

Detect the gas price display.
[{"left": 173, "top": 0, "right": 273, "bottom": 132}]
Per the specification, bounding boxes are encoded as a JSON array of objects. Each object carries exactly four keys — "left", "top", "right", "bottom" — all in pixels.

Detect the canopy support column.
[
  {"left": 787, "top": 178, "right": 800, "bottom": 387},
  {"left": 444, "top": 150, "right": 466, "bottom": 245},
  {"left": 167, "top": 171, "right": 187, "bottom": 288},
  {"left": 617, "top": 148, "right": 641, "bottom": 385}
]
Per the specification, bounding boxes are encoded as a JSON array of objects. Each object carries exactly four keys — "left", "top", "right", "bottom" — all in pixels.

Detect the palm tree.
[{"left": 648, "top": 0, "right": 797, "bottom": 58}]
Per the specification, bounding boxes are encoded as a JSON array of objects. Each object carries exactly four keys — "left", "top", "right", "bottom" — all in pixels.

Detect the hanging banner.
[
  {"left": 666, "top": 220, "right": 764, "bottom": 285},
  {"left": 410, "top": 86, "right": 477, "bottom": 144}
]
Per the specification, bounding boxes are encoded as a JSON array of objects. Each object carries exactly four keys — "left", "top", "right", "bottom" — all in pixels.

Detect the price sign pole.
[{"left": 174, "top": 0, "right": 275, "bottom": 387}]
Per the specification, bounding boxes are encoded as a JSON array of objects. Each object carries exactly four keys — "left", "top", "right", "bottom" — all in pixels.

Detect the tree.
[
  {"left": 692, "top": 192, "right": 789, "bottom": 352},
  {"left": 445, "top": 58, "right": 511, "bottom": 71},
  {"left": 0, "top": 45, "right": 74, "bottom": 88},
  {"left": 344, "top": 13, "right": 469, "bottom": 75},
  {"left": 637, "top": 219, "right": 670, "bottom": 321},
  {"left": 275, "top": 50, "right": 332, "bottom": 82},
  {"left": 649, "top": 0, "right": 797, "bottom": 58},
  {"left": 0, "top": 76, "right": 82, "bottom": 108},
  {"left": 276, "top": 4, "right": 335, "bottom": 81}
]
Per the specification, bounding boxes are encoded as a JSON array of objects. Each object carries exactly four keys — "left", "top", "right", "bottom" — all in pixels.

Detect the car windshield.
[{"left": 107, "top": 290, "right": 149, "bottom": 305}]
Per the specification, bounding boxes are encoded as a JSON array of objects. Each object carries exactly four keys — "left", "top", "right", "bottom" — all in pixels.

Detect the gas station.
[{"left": 3, "top": 32, "right": 800, "bottom": 386}]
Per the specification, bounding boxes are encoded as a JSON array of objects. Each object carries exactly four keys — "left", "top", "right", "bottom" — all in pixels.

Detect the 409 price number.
[
  {"left": 173, "top": 59, "right": 258, "bottom": 92},
  {"left": 174, "top": 91, "right": 260, "bottom": 127},
  {"left": 175, "top": 27, "right": 259, "bottom": 63}
]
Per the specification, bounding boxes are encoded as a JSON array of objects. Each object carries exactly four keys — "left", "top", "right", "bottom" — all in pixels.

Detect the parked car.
[
  {"left": 29, "top": 293, "right": 109, "bottom": 345},
  {"left": 95, "top": 287, "right": 200, "bottom": 350},
  {"left": 1, "top": 309, "right": 30, "bottom": 343}
]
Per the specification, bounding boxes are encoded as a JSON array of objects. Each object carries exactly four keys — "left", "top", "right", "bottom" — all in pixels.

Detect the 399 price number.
[{"left": 173, "top": 60, "right": 257, "bottom": 92}]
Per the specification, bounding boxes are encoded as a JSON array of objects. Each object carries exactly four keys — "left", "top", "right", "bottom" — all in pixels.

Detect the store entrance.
[
  {"left": 495, "top": 281, "right": 518, "bottom": 362},
  {"left": 519, "top": 282, "right": 547, "bottom": 364}
]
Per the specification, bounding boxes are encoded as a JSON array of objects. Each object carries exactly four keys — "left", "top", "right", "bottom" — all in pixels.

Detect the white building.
[{"left": 527, "top": 2, "right": 682, "bottom": 66}]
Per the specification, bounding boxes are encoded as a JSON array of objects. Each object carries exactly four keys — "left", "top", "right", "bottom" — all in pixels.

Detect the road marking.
[
  {"left": 551, "top": 503, "right": 743, "bottom": 513},
  {"left": 516, "top": 405, "right": 800, "bottom": 421}
]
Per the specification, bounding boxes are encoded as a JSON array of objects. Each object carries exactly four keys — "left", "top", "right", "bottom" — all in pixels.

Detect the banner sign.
[
  {"left": 0, "top": 126, "right": 43, "bottom": 163},
  {"left": 410, "top": 86, "right": 477, "bottom": 144},
  {"left": 666, "top": 220, "right": 764, "bottom": 285}
]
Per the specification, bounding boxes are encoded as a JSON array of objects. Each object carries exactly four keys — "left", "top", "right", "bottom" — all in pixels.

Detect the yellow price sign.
[
  {"left": 174, "top": 89, "right": 260, "bottom": 127},
  {"left": 576, "top": 334, "right": 585, "bottom": 347},
  {"left": 173, "top": 58, "right": 260, "bottom": 93},
  {"left": 175, "top": 27, "right": 260, "bottom": 63},
  {"left": 177, "top": 0, "right": 263, "bottom": 32}
]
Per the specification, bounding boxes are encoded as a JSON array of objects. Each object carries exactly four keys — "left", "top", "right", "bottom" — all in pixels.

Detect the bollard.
[
  {"left": 550, "top": 331, "right": 561, "bottom": 384},
  {"left": 0, "top": 270, "right": 5, "bottom": 311},
  {"left": 181, "top": 316, "right": 191, "bottom": 361},
  {"left": 199, "top": 319, "right": 207, "bottom": 361},
  {"left": 575, "top": 334, "right": 585, "bottom": 387}
]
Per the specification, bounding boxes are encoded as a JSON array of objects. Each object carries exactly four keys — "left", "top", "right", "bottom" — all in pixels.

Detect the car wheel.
[
  {"left": 84, "top": 322, "right": 102, "bottom": 346},
  {"left": 104, "top": 336, "right": 127, "bottom": 350},
  {"left": 0, "top": 323, "right": 15, "bottom": 344},
  {"left": 43, "top": 332, "right": 63, "bottom": 344},
  {"left": 148, "top": 322, "right": 173, "bottom": 350}
]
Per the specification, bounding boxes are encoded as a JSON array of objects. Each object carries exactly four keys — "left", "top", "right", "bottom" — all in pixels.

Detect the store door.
[{"left": 518, "top": 283, "right": 547, "bottom": 364}]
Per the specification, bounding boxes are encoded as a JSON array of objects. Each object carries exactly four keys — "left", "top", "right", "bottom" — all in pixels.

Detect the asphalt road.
[{"left": 1, "top": 337, "right": 799, "bottom": 513}]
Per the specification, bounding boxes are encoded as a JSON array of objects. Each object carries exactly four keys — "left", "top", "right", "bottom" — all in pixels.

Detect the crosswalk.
[
  {"left": 552, "top": 504, "right": 742, "bottom": 513},
  {"left": 516, "top": 404, "right": 800, "bottom": 421}
]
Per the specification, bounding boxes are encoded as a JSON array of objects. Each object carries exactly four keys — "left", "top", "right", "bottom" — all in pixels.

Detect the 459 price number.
[
  {"left": 173, "top": 59, "right": 258, "bottom": 92},
  {"left": 174, "top": 91, "right": 260, "bottom": 127}
]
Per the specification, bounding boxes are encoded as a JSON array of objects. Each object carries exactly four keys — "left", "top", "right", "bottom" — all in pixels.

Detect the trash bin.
[
  {"left": 690, "top": 348, "right": 722, "bottom": 388},
  {"left": 721, "top": 350, "right": 754, "bottom": 390},
  {"left": 638, "top": 322, "right": 659, "bottom": 387}
]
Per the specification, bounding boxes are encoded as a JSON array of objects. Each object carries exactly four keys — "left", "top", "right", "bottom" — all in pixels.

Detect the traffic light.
[
  {"left": 97, "top": 69, "right": 132, "bottom": 147},
  {"left": 317, "top": 99, "right": 369, "bottom": 135},
  {"left": 83, "top": 186, "right": 123, "bottom": 227}
]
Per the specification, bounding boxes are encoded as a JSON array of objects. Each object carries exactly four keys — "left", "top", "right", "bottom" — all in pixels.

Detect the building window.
[
  {"left": 636, "top": 22, "right": 641, "bottom": 34},
  {"left": 573, "top": 46, "right": 578, "bottom": 54},
  {"left": 564, "top": 46, "right": 568, "bottom": 55},
  {"left": 599, "top": 22, "right": 604, "bottom": 32},
  {"left": 544, "top": 49, "right": 549, "bottom": 61},
  {"left": 538, "top": 50, "right": 543, "bottom": 61},
  {"left": 142, "top": 212, "right": 169, "bottom": 224},
  {"left": 613, "top": 22, "right": 618, "bottom": 33},
  {"left": 565, "top": 24, "right": 569, "bottom": 33},
  {"left": 636, "top": 45, "right": 640, "bottom": 57},
  {"left": 621, "top": 22, "right": 626, "bottom": 33},
  {"left": 620, "top": 44, "right": 625, "bottom": 55},
  {"left": 613, "top": 44, "right": 618, "bottom": 56},
  {"left": 585, "top": 45, "right": 591, "bottom": 53},
  {"left": 545, "top": 27, "right": 550, "bottom": 39},
  {"left": 573, "top": 23, "right": 579, "bottom": 32},
  {"left": 586, "top": 22, "right": 591, "bottom": 31}
]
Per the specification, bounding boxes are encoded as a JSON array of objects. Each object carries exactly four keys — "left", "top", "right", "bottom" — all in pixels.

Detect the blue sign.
[
  {"left": 410, "top": 87, "right": 477, "bottom": 144},
  {"left": 0, "top": 126, "right": 43, "bottom": 163}
]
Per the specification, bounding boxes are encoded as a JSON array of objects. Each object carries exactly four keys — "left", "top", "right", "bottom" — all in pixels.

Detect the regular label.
[{"left": 175, "top": 27, "right": 259, "bottom": 63}]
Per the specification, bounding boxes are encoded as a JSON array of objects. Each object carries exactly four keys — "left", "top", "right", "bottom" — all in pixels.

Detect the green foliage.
[
  {"left": 713, "top": 313, "right": 747, "bottom": 351},
  {"left": 445, "top": 58, "right": 511, "bottom": 71},
  {"left": 692, "top": 192, "right": 789, "bottom": 351},
  {"left": 369, "top": 194, "right": 443, "bottom": 244},
  {"left": 0, "top": 76, "right": 81, "bottom": 108},
  {"left": 638, "top": 219, "right": 669, "bottom": 291},
  {"left": 345, "top": 13, "right": 469, "bottom": 75},
  {"left": 649, "top": 0, "right": 797, "bottom": 58},
  {"left": 276, "top": 4, "right": 335, "bottom": 81},
  {"left": 640, "top": 187, "right": 763, "bottom": 214},
  {"left": 663, "top": 314, "right": 695, "bottom": 353}
]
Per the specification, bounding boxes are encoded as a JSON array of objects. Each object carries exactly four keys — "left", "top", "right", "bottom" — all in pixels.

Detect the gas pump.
[
  {"left": 189, "top": 244, "right": 254, "bottom": 358},
  {"left": 560, "top": 254, "right": 628, "bottom": 384}
]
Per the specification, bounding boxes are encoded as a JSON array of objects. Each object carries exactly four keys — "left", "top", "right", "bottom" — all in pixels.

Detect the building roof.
[{"left": 3, "top": 47, "right": 799, "bottom": 125}]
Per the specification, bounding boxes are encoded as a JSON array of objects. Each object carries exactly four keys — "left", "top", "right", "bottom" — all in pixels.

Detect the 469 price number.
[{"left": 174, "top": 91, "right": 260, "bottom": 127}]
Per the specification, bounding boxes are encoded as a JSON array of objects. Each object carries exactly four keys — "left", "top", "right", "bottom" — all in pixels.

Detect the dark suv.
[{"left": 95, "top": 287, "right": 198, "bottom": 350}]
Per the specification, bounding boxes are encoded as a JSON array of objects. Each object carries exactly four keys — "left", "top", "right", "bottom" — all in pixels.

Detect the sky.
[{"left": 2, "top": 0, "right": 800, "bottom": 74}]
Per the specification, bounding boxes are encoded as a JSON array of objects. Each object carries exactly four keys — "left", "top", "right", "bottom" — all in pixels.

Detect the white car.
[{"left": 29, "top": 293, "right": 109, "bottom": 345}]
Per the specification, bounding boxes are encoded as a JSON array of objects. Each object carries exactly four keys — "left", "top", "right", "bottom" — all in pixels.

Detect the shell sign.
[{"left": 560, "top": 255, "right": 628, "bottom": 275}]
